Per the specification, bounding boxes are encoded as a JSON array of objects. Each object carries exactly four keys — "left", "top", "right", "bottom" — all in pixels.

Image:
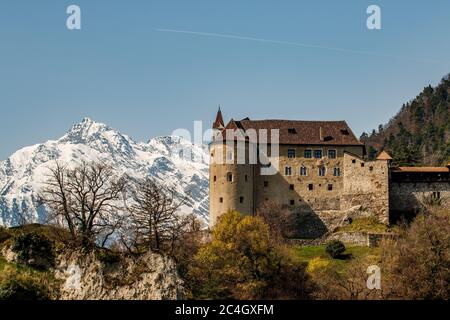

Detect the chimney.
[{"left": 319, "top": 127, "right": 324, "bottom": 142}]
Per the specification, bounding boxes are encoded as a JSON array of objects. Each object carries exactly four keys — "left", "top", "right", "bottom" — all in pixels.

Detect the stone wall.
[
  {"left": 341, "top": 153, "right": 390, "bottom": 224},
  {"left": 255, "top": 145, "right": 364, "bottom": 211},
  {"left": 327, "top": 232, "right": 368, "bottom": 246},
  {"left": 390, "top": 181, "right": 450, "bottom": 221}
]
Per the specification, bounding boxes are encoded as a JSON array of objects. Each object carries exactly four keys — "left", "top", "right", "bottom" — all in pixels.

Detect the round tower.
[{"left": 209, "top": 109, "right": 255, "bottom": 227}]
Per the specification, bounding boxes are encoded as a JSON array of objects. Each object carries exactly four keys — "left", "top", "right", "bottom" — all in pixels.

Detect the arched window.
[
  {"left": 319, "top": 167, "right": 326, "bottom": 176},
  {"left": 333, "top": 167, "right": 341, "bottom": 177},
  {"left": 300, "top": 167, "right": 307, "bottom": 176},
  {"left": 285, "top": 167, "right": 292, "bottom": 176}
]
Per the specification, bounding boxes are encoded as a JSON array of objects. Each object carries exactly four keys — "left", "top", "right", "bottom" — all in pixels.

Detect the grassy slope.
[
  {"left": 291, "top": 245, "right": 380, "bottom": 271},
  {"left": 0, "top": 226, "right": 61, "bottom": 300},
  {"left": 336, "top": 217, "right": 389, "bottom": 233}
]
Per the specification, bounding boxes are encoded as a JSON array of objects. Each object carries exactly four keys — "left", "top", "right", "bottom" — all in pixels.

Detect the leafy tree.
[
  {"left": 378, "top": 124, "right": 384, "bottom": 133},
  {"left": 187, "top": 211, "right": 310, "bottom": 300}
]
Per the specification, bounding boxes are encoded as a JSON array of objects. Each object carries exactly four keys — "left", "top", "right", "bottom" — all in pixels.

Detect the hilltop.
[{"left": 361, "top": 74, "right": 450, "bottom": 166}]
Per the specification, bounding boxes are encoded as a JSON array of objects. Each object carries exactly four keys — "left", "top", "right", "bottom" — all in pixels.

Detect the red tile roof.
[
  {"left": 216, "top": 118, "right": 363, "bottom": 146},
  {"left": 376, "top": 151, "right": 393, "bottom": 161},
  {"left": 392, "top": 167, "right": 449, "bottom": 173}
]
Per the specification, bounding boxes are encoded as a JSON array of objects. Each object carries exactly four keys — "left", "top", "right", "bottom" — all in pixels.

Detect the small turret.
[
  {"left": 376, "top": 150, "right": 393, "bottom": 161},
  {"left": 212, "top": 106, "right": 225, "bottom": 129}
]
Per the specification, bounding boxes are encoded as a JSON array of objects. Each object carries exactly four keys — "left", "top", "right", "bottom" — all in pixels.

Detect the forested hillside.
[{"left": 362, "top": 74, "right": 450, "bottom": 166}]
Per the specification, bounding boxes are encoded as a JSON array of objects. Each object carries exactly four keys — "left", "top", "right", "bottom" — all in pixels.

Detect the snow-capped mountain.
[{"left": 0, "top": 118, "right": 210, "bottom": 226}]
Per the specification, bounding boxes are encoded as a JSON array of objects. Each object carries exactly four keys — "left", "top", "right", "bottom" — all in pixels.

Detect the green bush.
[
  {"left": 11, "top": 232, "right": 54, "bottom": 269},
  {"left": 0, "top": 267, "right": 51, "bottom": 300},
  {"left": 96, "top": 249, "right": 121, "bottom": 265},
  {"left": 326, "top": 240, "right": 346, "bottom": 259}
]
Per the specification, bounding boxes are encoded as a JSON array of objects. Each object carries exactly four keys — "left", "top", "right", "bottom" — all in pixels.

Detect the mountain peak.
[
  {"left": 0, "top": 117, "right": 210, "bottom": 226},
  {"left": 57, "top": 117, "right": 125, "bottom": 150},
  {"left": 81, "top": 117, "right": 95, "bottom": 125}
]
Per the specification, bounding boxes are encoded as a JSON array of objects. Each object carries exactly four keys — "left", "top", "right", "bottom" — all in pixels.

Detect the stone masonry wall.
[
  {"left": 390, "top": 181, "right": 450, "bottom": 214},
  {"left": 341, "top": 153, "right": 390, "bottom": 224}
]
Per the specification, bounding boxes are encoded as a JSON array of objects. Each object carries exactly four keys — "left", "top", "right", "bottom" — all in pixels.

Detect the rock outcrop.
[{"left": 54, "top": 250, "right": 185, "bottom": 300}]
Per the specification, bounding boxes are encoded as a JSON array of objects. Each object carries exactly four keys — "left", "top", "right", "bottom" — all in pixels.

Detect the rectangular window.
[
  {"left": 245, "top": 174, "right": 248, "bottom": 182},
  {"left": 213, "top": 176, "right": 217, "bottom": 182},
  {"left": 240, "top": 197, "right": 244, "bottom": 204},
  {"left": 333, "top": 167, "right": 341, "bottom": 177},
  {"left": 289, "top": 184, "right": 294, "bottom": 190},
  {"left": 219, "top": 197, "right": 223, "bottom": 203},
  {"left": 314, "top": 150, "right": 323, "bottom": 159},
  {"left": 290, "top": 200, "right": 295, "bottom": 206},
  {"left": 304, "top": 149, "right": 312, "bottom": 158},
  {"left": 227, "top": 172, "right": 233, "bottom": 182},
  {"left": 432, "top": 192, "right": 441, "bottom": 199},
  {"left": 264, "top": 181, "right": 269, "bottom": 187},
  {"left": 287, "top": 149, "right": 296, "bottom": 158},
  {"left": 308, "top": 184, "right": 314, "bottom": 191},
  {"left": 328, "top": 184, "right": 333, "bottom": 191},
  {"left": 285, "top": 167, "right": 292, "bottom": 176},
  {"left": 300, "top": 167, "right": 307, "bottom": 176},
  {"left": 328, "top": 150, "right": 337, "bottom": 159},
  {"left": 288, "top": 128, "right": 297, "bottom": 134},
  {"left": 319, "top": 167, "right": 326, "bottom": 176},
  {"left": 361, "top": 163, "right": 365, "bottom": 167}
]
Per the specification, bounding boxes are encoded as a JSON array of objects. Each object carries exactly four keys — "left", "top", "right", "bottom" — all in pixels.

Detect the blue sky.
[{"left": 1, "top": 0, "right": 450, "bottom": 159}]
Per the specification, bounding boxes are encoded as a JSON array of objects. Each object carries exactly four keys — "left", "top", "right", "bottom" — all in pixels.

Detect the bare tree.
[
  {"left": 256, "top": 201, "right": 293, "bottom": 244},
  {"left": 127, "top": 178, "right": 190, "bottom": 253},
  {"left": 39, "top": 161, "right": 128, "bottom": 247}
]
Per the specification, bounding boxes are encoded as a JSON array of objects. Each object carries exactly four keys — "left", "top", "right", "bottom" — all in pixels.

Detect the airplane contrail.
[{"left": 156, "top": 28, "right": 441, "bottom": 65}]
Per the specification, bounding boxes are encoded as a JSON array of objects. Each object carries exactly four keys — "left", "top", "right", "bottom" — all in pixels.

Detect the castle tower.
[{"left": 209, "top": 108, "right": 255, "bottom": 227}]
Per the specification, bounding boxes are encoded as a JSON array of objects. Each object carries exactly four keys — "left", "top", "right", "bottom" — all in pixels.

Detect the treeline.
[{"left": 362, "top": 74, "right": 450, "bottom": 166}]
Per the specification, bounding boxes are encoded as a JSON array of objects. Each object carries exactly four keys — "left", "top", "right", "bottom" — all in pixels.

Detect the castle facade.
[{"left": 209, "top": 109, "right": 449, "bottom": 238}]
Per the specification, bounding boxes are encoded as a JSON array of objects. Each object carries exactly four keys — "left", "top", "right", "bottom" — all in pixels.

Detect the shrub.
[
  {"left": 0, "top": 227, "right": 11, "bottom": 245},
  {"left": 306, "top": 257, "right": 331, "bottom": 274},
  {"left": 96, "top": 248, "right": 122, "bottom": 265},
  {"left": 326, "top": 240, "right": 346, "bottom": 259},
  {"left": 0, "top": 266, "right": 52, "bottom": 300},
  {"left": 11, "top": 232, "right": 54, "bottom": 269}
]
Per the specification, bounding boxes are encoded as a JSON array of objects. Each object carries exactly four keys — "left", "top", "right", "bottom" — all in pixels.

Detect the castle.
[{"left": 209, "top": 109, "right": 450, "bottom": 238}]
